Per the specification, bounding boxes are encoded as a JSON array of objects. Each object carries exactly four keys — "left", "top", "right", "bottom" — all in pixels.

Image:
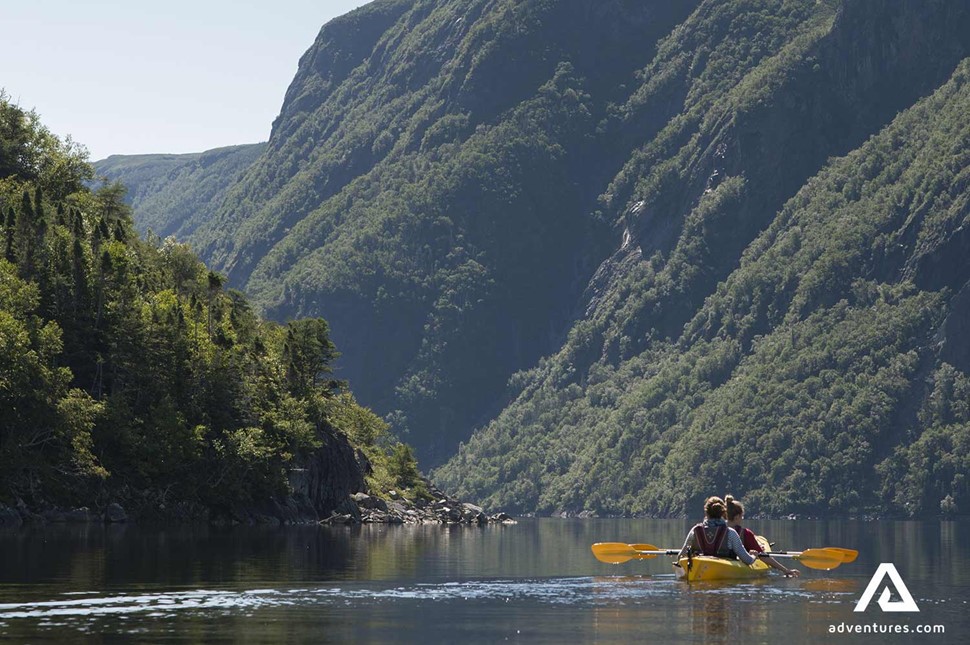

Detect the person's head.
[
  {"left": 725, "top": 494, "right": 744, "bottom": 523},
  {"left": 703, "top": 496, "right": 726, "bottom": 519}
]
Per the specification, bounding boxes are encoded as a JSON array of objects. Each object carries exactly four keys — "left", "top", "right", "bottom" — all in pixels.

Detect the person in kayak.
[
  {"left": 678, "top": 496, "right": 756, "bottom": 564},
  {"left": 725, "top": 494, "right": 800, "bottom": 577}
]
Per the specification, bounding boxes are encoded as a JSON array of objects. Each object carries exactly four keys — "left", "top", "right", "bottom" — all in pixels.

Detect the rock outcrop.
[{"left": 322, "top": 479, "right": 514, "bottom": 526}]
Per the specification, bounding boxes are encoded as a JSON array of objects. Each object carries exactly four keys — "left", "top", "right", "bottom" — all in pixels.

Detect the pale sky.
[{"left": 2, "top": 1, "right": 370, "bottom": 161}]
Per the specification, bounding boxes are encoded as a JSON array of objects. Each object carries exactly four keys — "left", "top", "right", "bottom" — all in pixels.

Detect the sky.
[{"left": 3, "top": 0, "right": 370, "bottom": 161}]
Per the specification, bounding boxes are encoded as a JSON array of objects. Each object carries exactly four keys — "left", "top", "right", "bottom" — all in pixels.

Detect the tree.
[{"left": 284, "top": 318, "right": 339, "bottom": 397}]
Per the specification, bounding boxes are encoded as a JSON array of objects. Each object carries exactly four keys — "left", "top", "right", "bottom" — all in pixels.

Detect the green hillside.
[
  {"left": 93, "top": 144, "right": 264, "bottom": 240},
  {"left": 438, "top": 58, "right": 970, "bottom": 517},
  {"left": 97, "top": 0, "right": 970, "bottom": 517},
  {"left": 0, "top": 95, "right": 418, "bottom": 519}
]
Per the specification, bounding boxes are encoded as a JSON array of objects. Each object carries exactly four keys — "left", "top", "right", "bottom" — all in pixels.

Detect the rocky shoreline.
[
  {"left": 0, "top": 501, "right": 130, "bottom": 527},
  {"left": 0, "top": 480, "right": 514, "bottom": 528},
  {"left": 322, "top": 487, "right": 514, "bottom": 526}
]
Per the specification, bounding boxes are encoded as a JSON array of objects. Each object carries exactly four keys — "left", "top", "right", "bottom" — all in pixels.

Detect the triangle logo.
[{"left": 854, "top": 563, "right": 920, "bottom": 613}]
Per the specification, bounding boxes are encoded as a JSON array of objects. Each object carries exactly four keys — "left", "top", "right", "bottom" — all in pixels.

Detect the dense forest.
[
  {"left": 98, "top": 0, "right": 970, "bottom": 517},
  {"left": 0, "top": 93, "right": 425, "bottom": 520},
  {"left": 94, "top": 144, "right": 264, "bottom": 241}
]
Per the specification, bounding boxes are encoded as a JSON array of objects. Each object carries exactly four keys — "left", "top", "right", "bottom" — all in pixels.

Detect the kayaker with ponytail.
[
  {"left": 725, "top": 494, "right": 800, "bottom": 577},
  {"left": 678, "top": 496, "right": 756, "bottom": 564}
]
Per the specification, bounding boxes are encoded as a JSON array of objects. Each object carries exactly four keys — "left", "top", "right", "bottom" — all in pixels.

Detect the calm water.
[{"left": 0, "top": 518, "right": 967, "bottom": 643}]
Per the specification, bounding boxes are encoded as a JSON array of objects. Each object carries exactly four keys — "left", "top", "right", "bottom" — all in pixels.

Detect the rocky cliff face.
[{"left": 289, "top": 425, "right": 369, "bottom": 518}]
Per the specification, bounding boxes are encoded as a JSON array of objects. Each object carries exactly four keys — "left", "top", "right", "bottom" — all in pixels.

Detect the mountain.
[
  {"left": 93, "top": 144, "right": 264, "bottom": 240},
  {"left": 98, "top": 0, "right": 970, "bottom": 517}
]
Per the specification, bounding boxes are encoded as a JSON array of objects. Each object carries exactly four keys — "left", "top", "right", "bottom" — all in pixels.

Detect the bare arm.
[
  {"left": 760, "top": 555, "right": 800, "bottom": 577},
  {"left": 679, "top": 531, "right": 696, "bottom": 557}
]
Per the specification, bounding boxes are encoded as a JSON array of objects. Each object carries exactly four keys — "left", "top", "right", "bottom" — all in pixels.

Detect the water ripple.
[{"left": 0, "top": 575, "right": 855, "bottom": 625}]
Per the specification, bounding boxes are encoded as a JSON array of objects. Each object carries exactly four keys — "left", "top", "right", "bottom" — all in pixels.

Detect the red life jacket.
[
  {"left": 734, "top": 525, "right": 763, "bottom": 553},
  {"left": 692, "top": 523, "right": 730, "bottom": 557}
]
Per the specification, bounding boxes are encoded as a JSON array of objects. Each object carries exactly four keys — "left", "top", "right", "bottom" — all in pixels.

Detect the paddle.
[
  {"left": 824, "top": 547, "right": 859, "bottom": 563},
  {"left": 757, "top": 536, "right": 857, "bottom": 564},
  {"left": 761, "top": 548, "right": 845, "bottom": 570},
  {"left": 591, "top": 543, "right": 678, "bottom": 564},
  {"left": 591, "top": 542, "right": 850, "bottom": 570}
]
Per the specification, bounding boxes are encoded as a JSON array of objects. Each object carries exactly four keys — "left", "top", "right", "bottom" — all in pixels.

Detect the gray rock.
[
  {"left": 352, "top": 493, "right": 388, "bottom": 512},
  {"left": 0, "top": 505, "right": 22, "bottom": 527},
  {"left": 287, "top": 423, "right": 368, "bottom": 520},
  {"left": 335, "top": 497, "right": 362, "bottom": 522},
  {"left": 445, "top": 507, "right": 463, "bottom": 522},
  {"left": 490, "top": 512, "right": 515, "bottom": 523},
  {"left": 322, "top": 513, "right": 357, "bottom": 525},
  {"left": 105, "top": 503, "right": 128, "bottom": 523}
]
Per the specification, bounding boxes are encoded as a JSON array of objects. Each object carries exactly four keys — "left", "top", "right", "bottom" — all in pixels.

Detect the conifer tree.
[{"left": 3, "top": 207, "right": 15, "bottom": 262}]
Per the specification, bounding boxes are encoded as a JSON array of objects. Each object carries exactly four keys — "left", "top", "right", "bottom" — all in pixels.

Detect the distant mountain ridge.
[
  {"left": 94, "top": 143, "right": 265, "bottom": 240},
  {"left": 98, "top": 0, "right": 970, "bottom": 517}
]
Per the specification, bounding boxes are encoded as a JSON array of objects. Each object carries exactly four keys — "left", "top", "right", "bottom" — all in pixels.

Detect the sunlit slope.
[{"left": 438, "top": 55, "right": 970, "bottom": 518}]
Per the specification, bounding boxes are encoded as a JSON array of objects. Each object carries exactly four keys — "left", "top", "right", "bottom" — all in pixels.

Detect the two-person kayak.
[{"left": 673, "top": 536, "right": 772, "bottom": 581}]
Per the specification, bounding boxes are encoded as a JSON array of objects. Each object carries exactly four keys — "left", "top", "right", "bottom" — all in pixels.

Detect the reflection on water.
[{"left": 0, "top": 519, "right": 967, "bottom": 643}]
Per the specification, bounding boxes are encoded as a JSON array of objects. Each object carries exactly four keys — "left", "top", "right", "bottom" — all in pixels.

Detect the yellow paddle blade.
[
  {"left": 591, "top": 542, "right": 640, "bottom": 564},
  {"left": 824, "top": 547, "right": 858, "bottom": 563},
  {"left": 591, "top": 543, "right": 666, "bottom": 564},
  {"left": 794, "top": 549, "right": 845, "bottom": 570}
]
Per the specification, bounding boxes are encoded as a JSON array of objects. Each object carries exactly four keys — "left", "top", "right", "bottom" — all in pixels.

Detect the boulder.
[
  {"left": 334, "top": 497, "right": 362, "bottom": 523},
  {"left": 352, "top": 493, "right": 388, "bottom": 512},
  {"left": 104, "top": 503, "right": 128, "bottom": 523}
]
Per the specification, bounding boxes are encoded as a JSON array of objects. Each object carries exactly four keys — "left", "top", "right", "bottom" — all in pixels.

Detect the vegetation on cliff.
[
  {"left": 437, "top": 24, "right": 970, "bottom": 518},
  {"left": 93, "top": 144, "right": 265, "bottom": 241},
  {"left": 0, "top": 93, "right": 423, "bottom": 518}
]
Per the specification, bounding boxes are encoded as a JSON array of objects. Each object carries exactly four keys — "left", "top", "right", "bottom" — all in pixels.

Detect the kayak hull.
[
  {"left": 674, "top": 555, "right": 770, "bottom": 581},
  {"left": 674, "top": 536, "right": 772, "bottom": 581}
]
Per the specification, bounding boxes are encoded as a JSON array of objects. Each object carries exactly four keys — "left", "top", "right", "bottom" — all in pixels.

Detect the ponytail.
[{"left": 725, "top": 494, "right": 744, "bottom": 521}]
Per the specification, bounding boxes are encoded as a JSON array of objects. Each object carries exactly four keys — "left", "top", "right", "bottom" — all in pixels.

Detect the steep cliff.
[{"left": 437, "top": 1, "right": 970, "bottom": 517}]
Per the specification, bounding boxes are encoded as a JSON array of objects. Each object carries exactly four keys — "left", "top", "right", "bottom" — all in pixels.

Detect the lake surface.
[{"left": 0, "top": 518, "right": 966, "bottom": 643}]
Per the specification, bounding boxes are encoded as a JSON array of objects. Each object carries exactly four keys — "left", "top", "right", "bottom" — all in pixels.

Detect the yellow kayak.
[{"left": 674, "top": 536, "right": 771, "bottom": 582}]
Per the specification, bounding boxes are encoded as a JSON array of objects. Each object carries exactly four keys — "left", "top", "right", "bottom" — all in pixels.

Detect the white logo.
[{"left": 854, "top": 563, "right": 920, "bottom": 613}]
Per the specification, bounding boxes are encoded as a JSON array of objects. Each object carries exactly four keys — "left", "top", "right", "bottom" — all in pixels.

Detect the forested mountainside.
[
  {"left": 93, "top": 144, "right": 264, "bottom": 240},
  {"left": 98, "top": 0, "right": 699, "bottom": 465},
  {"left": 0, "top": 96, "right": 426, "bottom": 521},
  {"left": 99, "top": 0, "right": 970, "bottom": 517}
]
